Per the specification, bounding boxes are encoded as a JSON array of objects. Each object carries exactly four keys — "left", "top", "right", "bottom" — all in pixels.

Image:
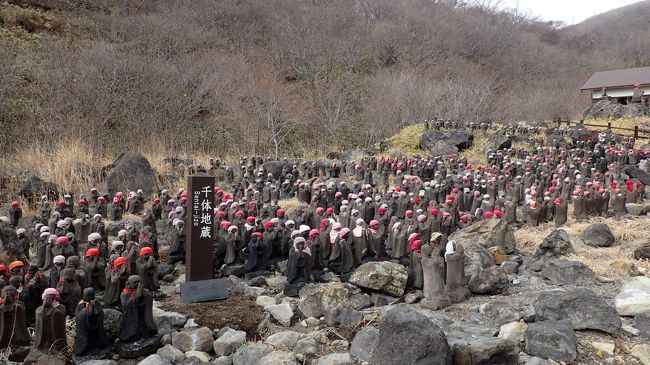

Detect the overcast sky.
[{"left": 499, "top": 0, "right": 642, "bottom": 25}]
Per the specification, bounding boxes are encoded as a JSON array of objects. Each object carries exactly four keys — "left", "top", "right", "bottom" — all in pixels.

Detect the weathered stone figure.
[
  {"left": 56, "top": 267, "right": 82, "bottom": 316},
  {"left": 118, "top": 275, "right": 158, "bottom": 343},
  {"left": 0, "top": 285, "right": 31, "bottom": 350},
  {"left": 420, "top": 235, "right": 451, "bottom": 310},
  {"left": 444, "top": 240, "right": 470, "bottom": 303},
  {"left": 135, "top": 247, "right": 159, "bottom": 291},
  {"left": 82, "top": 248, "right": 106, "bottom": 291},
  {"left": 25, "top": 288, "right": 68, "bottom": 364},
  {"left": 74, "top": 288, "right": 109, "bottom": 357},
  {"left": 285, "top": 237, "right": 313, "bottom": 284}
]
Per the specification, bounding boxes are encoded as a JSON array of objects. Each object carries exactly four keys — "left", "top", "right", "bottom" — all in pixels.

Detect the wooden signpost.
[{"left": 185, "top": 174, "right": 215, "bottom": 282}]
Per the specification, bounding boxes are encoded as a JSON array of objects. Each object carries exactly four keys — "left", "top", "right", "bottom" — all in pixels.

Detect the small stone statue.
[
  {"left": 420, "top": 242, "right": 451, "bottom": 311},
  {"left": 444, "top": 240, "right": 470, "bottom": 303},
  {"left": 25, "top": 288, "right": 68, "bottom": 364},
  {"left": 136, "top": 247, "right": 159, "bottom": 291},
  {"left": 57, "top": 267, "right": 82, "bottom": 316},
  {"left": 74, "top": 288, "right": 109, "bottom": 358},
  {"left": 0, "top": 285, "right": 31, "bottom": 350},
  {"left": 103, "top": 256, "right": 129, "bottom": 307},
  {"left": 118, "top": 275, "right": 158, "bottom": 343},
  {"left": 244, "top": 232, "right": 269, "bottom": 272},
  {"left": 285, "top": 237, "right": 313, "bottom": 284},
  {"left": 82, "top": 248, "right": 107, "bottom": 291}
]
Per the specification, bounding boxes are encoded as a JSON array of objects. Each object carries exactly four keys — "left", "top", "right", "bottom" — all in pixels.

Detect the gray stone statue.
[
  {"left": 444, "top": 240, "right": 470, "bottom": 303},
  {"left": 420, "top": 233, "right": 451, "bottom": 310}
]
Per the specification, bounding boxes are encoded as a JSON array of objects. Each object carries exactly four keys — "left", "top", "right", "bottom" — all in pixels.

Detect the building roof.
[{"left": 581, "top": 66, "right": 650, "bottom": 90}]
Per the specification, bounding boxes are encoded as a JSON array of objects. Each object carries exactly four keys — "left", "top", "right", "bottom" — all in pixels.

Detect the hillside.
[
  {"left": 564, "top": 0, "right": 650, "bottom": 68},
  {"left": 1, "top": 0, "right": 649, "bottom": 159}
]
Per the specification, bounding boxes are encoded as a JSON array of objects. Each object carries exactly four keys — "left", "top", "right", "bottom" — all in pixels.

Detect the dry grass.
[
  {"left": 279, "top": 197, "right": 304, "bottom": 212},
  {"left": 460, "top": 131, "right": 489, "bottom": 165},
  {"left": 387, "top": 123, "right": 425, "bottom": 155},
  {"left": 515, "top": 215, "right": 650, "bottom": 278},
  {"left": 14, "top": 140, "right": 111, "bottom": 194}
]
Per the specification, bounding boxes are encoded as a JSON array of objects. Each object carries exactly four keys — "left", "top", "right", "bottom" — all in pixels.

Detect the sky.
[{"left": 499, "top": 0, "right": 643, "bottom": 25}]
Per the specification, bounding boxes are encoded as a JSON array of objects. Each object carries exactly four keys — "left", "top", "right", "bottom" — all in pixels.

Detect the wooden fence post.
[{"left": 634, "top": 126, "right": 639, "bottom": 139}]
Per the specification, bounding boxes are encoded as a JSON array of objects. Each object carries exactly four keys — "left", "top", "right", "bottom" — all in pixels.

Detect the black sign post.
[{"left": 185, "top": 174, "right": 215, "bottom": 282}]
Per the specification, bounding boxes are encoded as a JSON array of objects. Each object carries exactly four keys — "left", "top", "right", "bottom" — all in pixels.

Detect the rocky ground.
[{"left": 71, "top": 211, "right": 650, "bottom": 365}]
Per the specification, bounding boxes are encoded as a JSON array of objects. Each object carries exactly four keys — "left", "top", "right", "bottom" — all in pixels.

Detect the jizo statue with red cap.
[
  {"left": 9, "top": 201, "right": 21, "bottom": 227},
  {"left": 82, "top": 248, "right": 106, "bottom": 291},
  {"left": 136, "top": 247, "right": 159, "bottom": 291}
]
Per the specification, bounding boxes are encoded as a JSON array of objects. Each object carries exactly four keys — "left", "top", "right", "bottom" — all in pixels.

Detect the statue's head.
[
  {"left": 61, "top": 268, "right": 76, "bottom": 283},
  {"left": 126, "top": 275, "right": 141, "bottom": 290},
  {"left": 2, "top": 285, "right": 18, "bottom": 305},
  {"left": 66, "top": 256, "right": 80, "bottom": 269},
  {"left": 83, "top": 287, "right": 95, "bottom": 302}
]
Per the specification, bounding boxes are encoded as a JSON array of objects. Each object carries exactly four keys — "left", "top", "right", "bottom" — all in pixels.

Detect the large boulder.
[
  {"left": 349, "top": 261, "right": 408, "bottom": 297},
  {"left": 535, "top": 229, "right": 574, "bottom": 258},
  {"left": 540, "top": 259, "right": 596, "bottom": 285},
  {"left": 18, "top": 175, "right": 60, "bottom": 202},
  {"left": 171, "top": 327, "right": 214, "bottom": 353},
  {"left": 455, "top": 241, "right": 495, "bottom": 280},
  {"left": 571, "top": 124, "right": 597, "bottom": 142},
  {"left": 615, "top": 276, "right": 650, "bottom": 316},
  {"left": 232, "top": 343, "right": 274, "bottom": 365},
  {"left": 580, "top": 223, "right": 615, "bottom": 248},
  {"left": 634, "top": 246, "right": 650, "bottom": 260},
  {"left": 467, "top": 266, "right": 508, "bottom": 294},
  {"left": 482, "top": 134, "right": 512, "bottom": 154},
  {"left": 420, "top": 129, "right": 473, "bottom": 156},
  {"left": 524, "top": 321, "right": 576, "bottom": 362},
  {"left": 298, "top": 282, "right": 370, "bottom": 318},
  {"left": 104, "top": 153, "right": 159, "bottom": 197},
  {"left": 262, "top": 160, "right": 294, "bottom": 180},
  {"left": 450, "top": 218, "right": 516, "bottom": 254},
  {"left": 213, "top": 328, "right": 247, "bottom": 356},
  {"left": 350, "top": 327, "right": 379, "bottom": 362},
  {"left": 622, "top": 166, "right": 650, "bottom": 186},
  {"left": 535, "top": 288, "right": 621, "bottom": 333},
  {"left": 372, "top": 306, "right": 452, "bottom": 365},
  {"left": 447, "top": 333, "right": 516, "bottom": 365}
]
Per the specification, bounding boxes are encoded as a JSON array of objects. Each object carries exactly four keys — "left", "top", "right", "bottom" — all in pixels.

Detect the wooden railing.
[{"left": 552, "top": 117, "right": 650, "bottom": 140}]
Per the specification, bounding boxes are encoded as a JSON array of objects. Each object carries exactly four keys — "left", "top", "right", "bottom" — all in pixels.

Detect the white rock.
[
  {"left": 295, "top": 337, "right": 319, "bottom": 355},
  {"left": 623, "top": 324, "right": 640, "bottom": 336},
  {"left": 615, "top": 277, "right": 650, "bottom": 316},
  {"left": 303, "top": 317, "right": 320, "bottom": 327},
  {"left": 157, "top": 344, "right": 186, "bottom": 363},
  {"left": 172, "top": 327, "right": 215, "bottom": 353},
  {"left": 265, "top": 303, "right": 293, "bottom": 327},
  {"left": 184, "top": 318, "right": 199, "bottom": 328},
  {"left": 265, "top": 276, "right": 288, "bottom": 289},
  {"left": 213, "top": 356, "right": 233, "bottom": 365},
  {"left": 186, "top": 350, "right": 211, "bottom": 362},
  {"left": 245, "top": 286, "right": 268, "bottom": 297},
  {"left": 256, "top": 296, "right": 277, "bottom": 308},
  {"left": 314, "top": 352, "right": 352, "bottom": 365},
  {"left": 632, "top": 344, "right": 650, "bottom": 365},
  {"left": 498, "top": 321, "right": 528, "bottom": 344},
  {"left": 258, "top": 350, "right": 297, "bottom": 365},
  {"left": 153, "top": 307, "right": 188, "bottom": 329},
  {"left": 265, "top": 331, "right": 304, "bottom": 348},
  {"left": 213, "top": 329, "right": 247, "bottom": 356},
  {"left": 138, "top": 354, "right": 172, "bottom": 365},
  {"left": 592, "top": 341, "right": 615, "bottom": 356}
]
